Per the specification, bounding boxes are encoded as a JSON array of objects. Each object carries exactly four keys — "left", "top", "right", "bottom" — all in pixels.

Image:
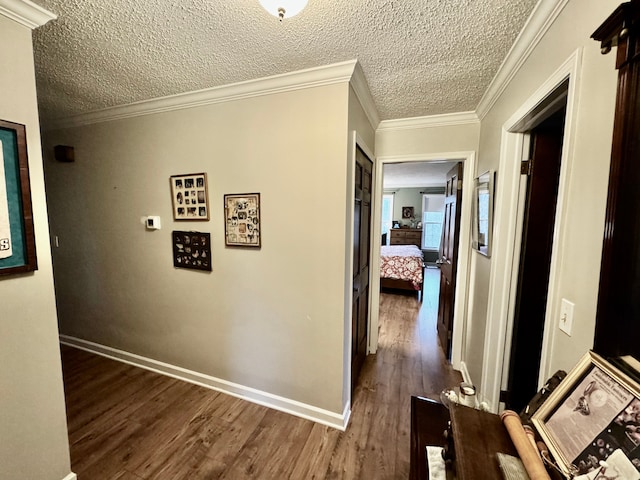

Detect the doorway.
[
  {"left": 505, "top": 107, "right": 566, "bottom": 412},
  {"left": 482, "top": 51, "right": 582, "bottom": 411},
  {"left": 369, "top": 152, "right": 476, "bottom": 371}
]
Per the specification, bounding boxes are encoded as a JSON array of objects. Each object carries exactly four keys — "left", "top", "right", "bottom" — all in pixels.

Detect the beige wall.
[
  {"left": 376, "top": 122, "right": 480, "bottom": 158},
  {"left": 0, "top": 15, "right": 72, "bottom": 480},
  {"left": 475, "top": 0, "right": 619, "bottom": 400},
  {"left": 44, "top": 83, "right": 352, "bottom": 416}
]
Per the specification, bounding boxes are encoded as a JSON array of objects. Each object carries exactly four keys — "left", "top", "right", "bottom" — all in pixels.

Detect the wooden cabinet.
[
  {"left": 592, "top": 1, "right": 640, "bottom": 358},
  {"left": 389, "top": 228, "right": 422, "bottom": 247}
]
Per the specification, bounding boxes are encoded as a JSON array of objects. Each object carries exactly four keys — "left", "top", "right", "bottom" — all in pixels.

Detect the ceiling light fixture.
[{"left": 259, "top": 0, "right": 308, "bottom": 21}]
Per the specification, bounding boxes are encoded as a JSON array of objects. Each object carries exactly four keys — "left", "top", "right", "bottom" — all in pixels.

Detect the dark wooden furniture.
[
  {"left": 592, "top": 1, "right": 640, "bottom": 358},
  {"left": 410, "top": 396, "right": 450, "bottom": 480},
  {"left": 410, "top": 396, "right": 519, "bottom": 480},
  {"left": 390, "top": 228, "right": 422, "bottom": 247}
]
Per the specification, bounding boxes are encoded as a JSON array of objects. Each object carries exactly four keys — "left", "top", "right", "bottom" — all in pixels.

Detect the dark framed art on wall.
[
  {"left": 172, "top": 231, "right": 211, "bottom": 271},
  {"left": 0, "top": 119, "right": 37, "bottom": 277}
]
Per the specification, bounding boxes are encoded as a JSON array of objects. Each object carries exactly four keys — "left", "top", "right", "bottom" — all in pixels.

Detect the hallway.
[{"left": 62, "top": 268, "right": 460, "bottom": 479}]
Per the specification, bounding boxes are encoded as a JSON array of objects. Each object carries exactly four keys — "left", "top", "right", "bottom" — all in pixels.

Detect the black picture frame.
[
  {"left": 172, "top": 231, "right": 211, "bottom": 271},
  {"left": 0, "top": 119, "right": 37, "bottom": 277}
]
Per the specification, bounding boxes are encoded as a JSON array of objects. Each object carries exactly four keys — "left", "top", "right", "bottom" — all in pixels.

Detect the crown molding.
[
  {"left": 48, "top": 60, "right": 358, "bottom": 130},
  {"left": 475, "top": 0, "right": 571, "bottom": 120},
  {"left": 350, "top": 61, "right": 380, "bottom": 130},
  {"left": 0, "top": 0, "right": 56, "bottom": 29},
  {"left": 377, "top": 111, "right": 479, "bottom": 132}
]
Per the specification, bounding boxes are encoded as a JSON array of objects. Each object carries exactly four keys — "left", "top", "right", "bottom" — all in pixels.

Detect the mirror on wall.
[{"left": 472, "top": 170, "right": 495, "bottom": 257}]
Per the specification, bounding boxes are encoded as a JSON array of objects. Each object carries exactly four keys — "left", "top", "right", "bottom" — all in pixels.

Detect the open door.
[
  {"left": 352, "top": 146, "right": 373, "bottom": 394},
  {"left": 437, "top": 163, "right": 463, "bottom": 359},
  {"left": 504, "top": 109, "right": 565, "bottom": 412}
]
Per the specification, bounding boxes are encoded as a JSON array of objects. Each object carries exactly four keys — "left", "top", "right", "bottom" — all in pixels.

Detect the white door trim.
[{"left": 480, "top": 48, "right": 583, "bottom": 411}]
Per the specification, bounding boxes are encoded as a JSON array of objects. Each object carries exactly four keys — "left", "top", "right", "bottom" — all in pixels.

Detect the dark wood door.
[
  {"left": 506, "top": 109, "right": 565, "bottom": 412},
  {"left": 437, "top": 163, "right": 463, "bottom": 359},
  {"left": 352, "top": 146, "right": 372, "bottom": 394}
]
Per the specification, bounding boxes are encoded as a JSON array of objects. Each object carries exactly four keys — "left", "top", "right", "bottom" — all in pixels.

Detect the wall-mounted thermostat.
[{"left": 145, "top": 216, "right": 161, "bottom": 230}]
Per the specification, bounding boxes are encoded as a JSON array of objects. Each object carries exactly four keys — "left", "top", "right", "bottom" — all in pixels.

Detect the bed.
[{"left": 380, "top": 244, "right": 424, "bottom": 294}]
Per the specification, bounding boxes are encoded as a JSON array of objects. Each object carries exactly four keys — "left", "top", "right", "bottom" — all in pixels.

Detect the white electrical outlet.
[{"left": 559, "top": 298, "right": 575, "bottom": 336}]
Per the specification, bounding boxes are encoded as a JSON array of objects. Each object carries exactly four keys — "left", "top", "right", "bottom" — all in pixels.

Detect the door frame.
[
  {"left": 480, "top": 49, "right": 583, "bottom": 411},
  {"left": 370, "top": 151, "right": 476, "bottom": 372}
]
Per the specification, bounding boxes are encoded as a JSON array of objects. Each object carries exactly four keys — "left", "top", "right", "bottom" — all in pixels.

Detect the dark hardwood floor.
[{"left": 61, "top": 268, "right": 460, "bottom": 479}]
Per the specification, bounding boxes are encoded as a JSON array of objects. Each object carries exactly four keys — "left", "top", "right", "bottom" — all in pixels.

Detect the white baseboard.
[
  {"left": 59, "top": 335, "right": 348, "bottom": 431},
  {"left": 62, "top": 473, "right": 77, "bottom": 480}
]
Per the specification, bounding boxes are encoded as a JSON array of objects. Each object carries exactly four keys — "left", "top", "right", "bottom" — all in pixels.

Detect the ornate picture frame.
[{"left": 532, "top": 351, "right": 640, "bottom": 478}]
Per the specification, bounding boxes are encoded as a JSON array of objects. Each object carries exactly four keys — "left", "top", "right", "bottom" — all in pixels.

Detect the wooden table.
[{"left": 410, "top": 396, "right": 519, "bottom": 480}]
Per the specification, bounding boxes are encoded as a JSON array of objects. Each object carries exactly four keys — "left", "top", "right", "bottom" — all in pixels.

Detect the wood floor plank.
[
  {"left": 288, "top": 422, "right": 341, "bottom": 479},
  {"left": 62, "top": 284, "right": 461, "bottom": 479},
  {"left": 218, "top": 408, "right": 315, "bottom": 480}
]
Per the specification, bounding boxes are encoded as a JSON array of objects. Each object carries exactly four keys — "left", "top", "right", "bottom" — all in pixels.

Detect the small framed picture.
[
  {"left": 224, "top": 193, "right": 260, "bottom": 248},
  {"left": 402, "top": 206, "right": 414, "bottom": 219},
  {"left": 170, "top": 173, "right": 209, "bottom": 221},
  {"left": 172, "top": 231, "right": 211, "bottom": 271},
  {"left": 532, "top": 351, "right": 640, "bottom": 478}
]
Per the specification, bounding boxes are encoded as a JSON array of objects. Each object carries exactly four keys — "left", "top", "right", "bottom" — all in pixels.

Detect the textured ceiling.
[{"left": 30, "top": 0, "right": 538, "bottom": 126}]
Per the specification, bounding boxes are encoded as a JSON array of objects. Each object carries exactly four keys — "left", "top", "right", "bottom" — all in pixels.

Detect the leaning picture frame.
[
  {"left": 532, "top": 351, "right": 640, "bottom": 478},
  {"left": 223, "top": 193, "right": 261, "bottom": 247},
  {"left": 0, "top": 119, "right": 37, "bottom": 277},
  {"left": 169, "top": 173, "right": 210, "bottom": 221}
]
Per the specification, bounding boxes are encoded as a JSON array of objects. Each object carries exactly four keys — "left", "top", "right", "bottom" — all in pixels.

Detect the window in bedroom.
[
  {"left": 422, "top": 194, "right": 445, "bottom": 250},
  {"left": 381, "top": 193, "right": 394, "bottom": 244}
]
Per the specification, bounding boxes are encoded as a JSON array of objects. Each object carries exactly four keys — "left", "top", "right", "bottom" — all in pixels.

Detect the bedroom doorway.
[
  {"left": 370, "top": 151, "right": 475, "bottom": 372},
  {"left": 380, "top": 160, "right": 461, "bottom": 359}
]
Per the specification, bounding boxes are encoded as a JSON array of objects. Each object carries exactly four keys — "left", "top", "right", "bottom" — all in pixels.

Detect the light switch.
[{"left": 559, "top": 298, "right": 574, "bottom": 336}]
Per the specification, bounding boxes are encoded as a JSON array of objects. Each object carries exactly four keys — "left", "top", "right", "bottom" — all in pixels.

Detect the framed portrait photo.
[
  {"left": 170, "top": 173, "right": 209, "bottom": 221},
  {"left": 0, "top": 119, "right": 37, "bottom": 277},
  {"left": 224, "top": 193, "right": 260, "bottom": 248},
  {"left": 532, "top": 351, "right": 640, "bottom": 478}
]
